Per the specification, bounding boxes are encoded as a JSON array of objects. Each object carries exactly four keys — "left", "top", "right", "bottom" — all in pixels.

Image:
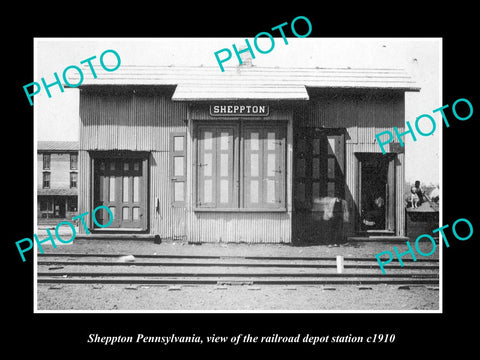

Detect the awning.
[
  {"left": 172, "top": 83, "right": 309, "bottom": 101},
  {"left": 37, "top": 141, "right": 79, "bottom": 151},
  {"left": 38, "top": 188, "right": 78, "bottom": 196}
]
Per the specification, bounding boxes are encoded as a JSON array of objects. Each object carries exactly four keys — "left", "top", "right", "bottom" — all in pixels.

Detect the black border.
[{"left": 7, "top": 6, "right": 479, "bottom": 355}]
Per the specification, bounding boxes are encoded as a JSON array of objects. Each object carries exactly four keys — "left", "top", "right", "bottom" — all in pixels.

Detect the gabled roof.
[
  {"left": 66, "top": 65, "right": 420, "bottom": 100},
  {"left": 38, "top": 141, "right": 79, "bottom": 151}
]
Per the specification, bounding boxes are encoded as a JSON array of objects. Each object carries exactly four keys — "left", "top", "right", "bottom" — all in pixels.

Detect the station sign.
[{"left": 209, "top": 104, "right": 270, "bottom": 116}]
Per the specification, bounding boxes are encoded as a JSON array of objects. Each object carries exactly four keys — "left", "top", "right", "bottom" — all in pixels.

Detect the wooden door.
[
  {"left": 93, "top": 156, "right": 147, "bottom": 230},
  {"left": 292, "top": 128, "right": 345, "bottom": 243}
]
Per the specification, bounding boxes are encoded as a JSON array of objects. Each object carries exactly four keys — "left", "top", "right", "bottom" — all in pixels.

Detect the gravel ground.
[
  {"left": 36, "top": 238, "right": 440, "bottom": 312},
  {"left": 37, "top": 283, "right": 439, "bottom": 311},
  {"left": 36, "top": 237, "right": 440, "bottom": 259}
]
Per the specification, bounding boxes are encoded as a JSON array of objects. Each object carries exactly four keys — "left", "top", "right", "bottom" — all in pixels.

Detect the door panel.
[
  {"left": 292, "top": 128, "right": 346, "bottom": 243},
  {"left": 94, "top": 157, "right": 147, "bottom": 230}
]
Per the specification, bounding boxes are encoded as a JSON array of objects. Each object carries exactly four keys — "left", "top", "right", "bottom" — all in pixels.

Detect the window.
[
  {"left": 197, "top": 125, "right": 236, "bottom": 208},
  {"left": 196, "top": 122, "right": 286, "bottom": 210},
  {"left": 70, "top": 172, "right": 78, "bottom": 188},
  {"left": 68, "top": 197, "right": 77, "bottom": 212},
  {"left": 243, "top": 126, "right": 285, "bottom": 208},
  {"left": 170, "top": 133, "right": 187, "bottom": 206},
  {"left": 42, "top": 172, "right": 50, "bottom": 188},
  {"left": 43, "top": 154, "right": 50, "bottom": 170},
  {"left": 70, "top": 154, "right": 78, "bottom": 170},
  {"left": 294, "top": 129, "right": 345, "bottom": 210},
  {"left": 40, "top": 199, "right": 53, "bottom": 215},
  {"left": 40, "top": 200, "right": 47, "bottom": 211}
]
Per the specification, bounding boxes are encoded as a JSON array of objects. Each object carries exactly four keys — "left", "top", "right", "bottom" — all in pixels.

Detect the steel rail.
[
  {"left": 36, "top": 253, "right": 439, "bottom": 262},
  {"left": 37, "top": 260, "right": 439, "bottom": 269}
]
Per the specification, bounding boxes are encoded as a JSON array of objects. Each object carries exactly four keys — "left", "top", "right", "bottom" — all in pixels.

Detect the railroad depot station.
[{"left": 64, "top": 61, "right": 427, "bottom": 245}]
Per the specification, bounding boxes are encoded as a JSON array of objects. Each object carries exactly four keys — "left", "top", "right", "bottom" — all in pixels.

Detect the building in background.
[
  {"left": 37, "top": 141, "right": 79, "bottom": 223},
  {"left": 68, "top": 62, "right": 420, "bottom": 243}
]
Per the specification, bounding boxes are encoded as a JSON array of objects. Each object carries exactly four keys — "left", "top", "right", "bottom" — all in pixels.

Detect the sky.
[{"left": 34, "top": 37, "right": 441, "bottom": 185}]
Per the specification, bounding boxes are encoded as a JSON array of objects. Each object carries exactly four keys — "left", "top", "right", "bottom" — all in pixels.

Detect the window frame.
[
  {"left": 170, "top": 132, "right": 187, "bottom": 207},
  {"left": 196, "top": 124, "right": 239, "bottom": 209},
  {"left": 194, "top": 121, "right": 287, "bottom": 212},
  {"left": 43, "top": 153, "right": 50, "bottom": 170},
  {"left": 42, "top": 172, "right": 50, "bottom": 189},
  {"left": 70, "top": 153, "right": 78, "bottom": 170},
  {"left": 70, "top": 172, "right": 78, "bottom": 188},
  {"left": 242, "top": 125, "right": 286, "bottom": 209}
]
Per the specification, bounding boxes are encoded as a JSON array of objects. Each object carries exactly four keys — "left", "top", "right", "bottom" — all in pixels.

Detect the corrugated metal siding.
[
  {"left": 294, "top": 91, "right": 406, "bottom": 238},
  {"left": 79, "top": 90, "right": 188, "bottom": 236},
  {"left": 150, "top": 151, "right": 186, "bottom": 239},
  {"left": 396, "top": 152, "right": 406, "bottom": 236},
  {"left": 294, "top": 91, "right": 405, "bottom": 141},
  {"left": 77, "top": 150, "right": 91, "bottom": 233},
  {"left": 78, "top": 86, "right": 407, "bottom": 241},
  {"left": 80, "top": 90, "right": 187, "bottom": 151},
  {"left": 187, "top": 212, "right": 291, "bottom": 243}
]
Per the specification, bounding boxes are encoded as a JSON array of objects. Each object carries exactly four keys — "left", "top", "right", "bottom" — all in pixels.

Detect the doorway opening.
[
  {"left": 357, "top": 153, "right": 395, "bottom": 233},
  {"left": 54, "top": 197, "right": 66, "bottom": 218}
]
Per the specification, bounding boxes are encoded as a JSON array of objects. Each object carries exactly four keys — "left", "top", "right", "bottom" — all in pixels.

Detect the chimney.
[{"left": 237, "top": 45, "right": 254, "bottom": 67}]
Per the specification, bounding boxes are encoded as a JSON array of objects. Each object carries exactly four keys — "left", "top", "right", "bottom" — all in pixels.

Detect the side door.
[{"left": 93, "top": 156, "right": 148, "bottom": 230}]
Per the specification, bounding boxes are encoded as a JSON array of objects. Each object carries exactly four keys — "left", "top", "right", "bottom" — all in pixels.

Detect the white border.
[{"left": 33, "top": 37, "right": 443, "bottom": 314}]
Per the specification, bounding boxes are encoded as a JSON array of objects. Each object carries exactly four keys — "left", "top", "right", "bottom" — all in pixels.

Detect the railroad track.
[{"left": 37, "top": 253, "right": 439, "bottom": 286}]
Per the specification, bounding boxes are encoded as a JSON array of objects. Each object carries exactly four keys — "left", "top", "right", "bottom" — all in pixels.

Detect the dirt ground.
[
  {"left": 35, "top": 236, "right": 440, "bottom": 259},
  {"left": 37, "top": 283, "right": 439, "bottom": 312},
  {"left": 35, "top": 238, "right": 440, "bottom": 312}
]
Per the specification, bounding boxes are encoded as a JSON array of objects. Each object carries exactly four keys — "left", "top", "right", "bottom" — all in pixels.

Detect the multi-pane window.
[
  {"left": 42, "top": 172, "right": 50, "bottom": 188},
  {"left": 196, "top": 122, "right": 286, "bottom": 210},
  {"left": 70, "top": 154, "right": 78, "bottom": 170},
  {"left": 294, "top": 129, "right": 345, "bottom": 210},
  {"left": 243, "top": 126, "right": 285, "bottom": 208},
  {"left": 43, "top": 154, "right": 50, "bottom": 170},
  {"left": 70, "top": 172, "right": 78, "bottom": 188},
  {"left": 170, "top": 133, "right": 186, "bottom": 206},
  {"left": 68, "top": 197, "right": 78, "bottom": 212},
  {"left": 197, "top": 125, "right": 236, "bottom": 208}
]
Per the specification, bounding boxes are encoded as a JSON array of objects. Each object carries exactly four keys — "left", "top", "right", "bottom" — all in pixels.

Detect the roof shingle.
[
  {"left": 37, "top": 141, "right": 79, "bottom": 151},
  {"left": 65, "top": 65, "right": 420, "bottom": 99}
]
